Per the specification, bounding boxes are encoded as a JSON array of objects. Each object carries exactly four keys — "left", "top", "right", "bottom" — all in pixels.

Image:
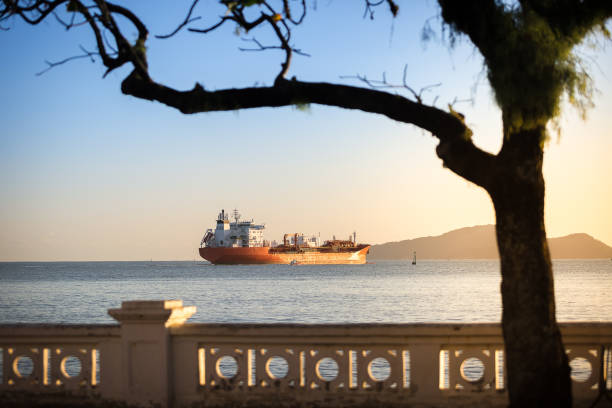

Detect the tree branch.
[
  {"left": 238, "top": 37, "right": 309, "bottom": 57},
  {"left": 104, "top": 1, "right": 147, "bottom": 41},
  {"left": 52, "top": 9, "right": 87, "bottom": 30},
  {"left": 187, "top": 16, "right": 232, "bottom": 34},
  {"left": 92, "top": 0, "right": 149, "bottom": 78},
  {"left": 36, "top": 44, "right": 104, "bottom": 75},
  {"left": 341, "top": 65, "right": 441, "bottom": 104},
  {"left": 364, "top": 0, "right": 398, "bottom": 19},
  {"left": 120, "top": 72, "right": 496, "bottom": 188},
  {"left": 282, "top": 0, "right": 306, "bottom": 25},
  {"left": 71, "top": 1, "right": 122, "bottom": 76},
  {"left": 263, "top": 12, "right": 293, "bottom": 81},
  {"left": 2, "top": 0, "right": 66, "bottom": 25},
  {"left": 156, "top": 0, "right": 200, "bottom": 39}
]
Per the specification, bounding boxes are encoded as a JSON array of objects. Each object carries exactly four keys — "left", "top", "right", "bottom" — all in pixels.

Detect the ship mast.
[{"left": 233, "top": 209, "right": 241, "bottom": 223}]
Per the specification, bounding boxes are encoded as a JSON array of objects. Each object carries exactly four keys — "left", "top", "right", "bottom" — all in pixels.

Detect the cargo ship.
[{"left": 199, "top": 209, "right": 370, "bottom": 265}]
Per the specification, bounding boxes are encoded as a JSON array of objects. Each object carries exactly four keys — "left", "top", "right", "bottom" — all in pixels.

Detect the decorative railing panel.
[
  {"left": 0, "top": 300, "right": 610, "bottom": 408},
  {"left": 3, "top": 346, "right": 45, "bottom": 388},
  {"left": 0, "top": 325, "right": 119, "bottom": 396},
  {"left": 355, "top": 347, "right": 404, "bottom": 390},
  {"left": 445, "top": 346, "right": 503, "bottom": 392},
  {"left": 255, "top": 347, "right": 300, "bottom": 388}
]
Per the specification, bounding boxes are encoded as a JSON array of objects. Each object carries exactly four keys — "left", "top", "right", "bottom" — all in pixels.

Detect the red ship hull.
[{"left": 199, "top": 245, "right": 370, "bottom": 265}]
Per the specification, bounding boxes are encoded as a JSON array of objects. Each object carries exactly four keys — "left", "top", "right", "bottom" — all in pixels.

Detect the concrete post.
[
  {"left": 409, "top": 343, "right": 441, "bottom": 401},
  {"left": 108, "top": 300, "right": 196, "bottom": 408}
]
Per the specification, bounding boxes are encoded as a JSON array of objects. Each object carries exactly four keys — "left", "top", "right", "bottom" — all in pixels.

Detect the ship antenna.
[{"left": 233, "top": 209, "right": 241, "bottom": 223}]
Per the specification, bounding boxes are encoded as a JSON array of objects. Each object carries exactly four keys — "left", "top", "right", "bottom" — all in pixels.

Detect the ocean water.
[{"left": 0, "top": 259, "right": 610, "bottom": 324}]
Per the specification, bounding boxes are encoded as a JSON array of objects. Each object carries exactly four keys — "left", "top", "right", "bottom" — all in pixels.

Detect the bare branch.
[
  {"left": 263, "top": 13, "right": 293, "bottom": 81},
  {"left": 7, "top": 0, "right": 67, "bottom": 26},
  {"left": 156, "top": 0, "right": 201, "bottom": 39},
  {"left": 71, "top": 1, "right": 122, "bottom": 76},
  {"left": 238, "top": 37, "right": 277, "bottom": 52},
  {"left": 239, "top": 37, "right": 310, "bottom": 57},
  {"left": 401, "top": 64, "right": 441, "bottom": 103},
  {"left": 52, "top": 10, "right": 69, "bottom": 28},
  {"left": 182, "top": 2, "right": 307, "bottom": 82},
  {"left": 36, "top": 45, "right": 106, "bottom": 76},
  {"left": 52, "top": 9, "right": 87, "bottom": 30},
  {"left": 188, "top": 10, "right": 266, "bottom": 35},
  {"left": 449, "top": 96, "right": 473, "bottom": 108},
  {"left": 103, "top": 1, "right": 148, "bottom": 43},
  {"left": 188, "top": 16, "right": 233, "bottom": 34},
  {"left": 102, "top": 27, "right": 117, "bottom": 54},
  {"left": 233, "top": 11, "right": 267, "bottom": 32},
  {"left": 364, "top": 0, "right": 398, "bottom": 20},
  {"left": 364, "top": 0, "right": 384, "bottom": 19},
  {"left": 92, "top": 0, "right": 149, "bottom": 78},
  {"left": 341, "top": 66, "right": 441, "bottom": 104},
  {"left": 282, "top": 0, "right": 306, "bottom": 25}
]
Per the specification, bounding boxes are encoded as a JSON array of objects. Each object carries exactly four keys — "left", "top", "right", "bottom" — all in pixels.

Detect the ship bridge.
[{"left": 204, "top": 209, "right": 266, "bottom": 248}]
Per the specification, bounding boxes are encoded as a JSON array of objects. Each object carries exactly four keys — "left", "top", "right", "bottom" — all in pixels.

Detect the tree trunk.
[{"left": 488, "top": 127, "right": 571, "bottom": 407}]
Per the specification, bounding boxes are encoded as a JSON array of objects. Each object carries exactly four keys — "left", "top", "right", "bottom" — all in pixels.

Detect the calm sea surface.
[{"left": 0, "top": 260, "right": 610, "bottom": 324}]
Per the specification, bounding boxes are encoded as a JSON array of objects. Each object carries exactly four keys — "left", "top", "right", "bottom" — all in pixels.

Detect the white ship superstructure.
[{"left": 201, "top": 209, "right": 266, "bottom": 248}]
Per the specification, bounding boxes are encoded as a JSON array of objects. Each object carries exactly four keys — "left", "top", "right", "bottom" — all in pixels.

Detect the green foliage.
[
  {"left": 222, "top": 0, "right": 264, "bottom": 12},
  {"left": 293, "top": 102, "right": 311, "bottom": 113},
  {"left": 448, "top": 105, "right": 473, "bottom": 140},
  {"left": 487, "top": 9, "right": 593, "bottom": 135},
  {"left": 133, "top": 38, "right": 147, "bottom": 59},
  {"left": 439, "top": 0, "right": 610, "bottom": 138}
]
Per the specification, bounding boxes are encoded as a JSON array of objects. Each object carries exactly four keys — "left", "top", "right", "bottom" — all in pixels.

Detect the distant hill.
[{"left": 369, "top": 225, "right": 612, "bottom": 260}]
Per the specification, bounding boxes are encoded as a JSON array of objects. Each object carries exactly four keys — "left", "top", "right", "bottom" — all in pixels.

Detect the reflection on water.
[{"left": 0, "top": 260, "right": 610, "bottom": 324}]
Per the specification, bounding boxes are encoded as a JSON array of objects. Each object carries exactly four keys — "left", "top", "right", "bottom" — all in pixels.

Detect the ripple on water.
[{"left": 0, "top": 260, "right": 610, "bottom": 324}]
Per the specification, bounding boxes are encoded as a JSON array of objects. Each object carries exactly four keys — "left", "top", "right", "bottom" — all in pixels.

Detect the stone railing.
[{"left": 0, "top": 300, "right": 610, "bottom": 407}]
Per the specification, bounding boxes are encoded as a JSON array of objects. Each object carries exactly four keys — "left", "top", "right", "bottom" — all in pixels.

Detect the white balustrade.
[{"left": 0, "top": 300, "right": 610, "bottom": 408}]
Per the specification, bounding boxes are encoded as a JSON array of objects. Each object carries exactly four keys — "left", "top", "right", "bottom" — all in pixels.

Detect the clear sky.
[{"left": 1, "top": 1, "right": 611, "bottom": 261}]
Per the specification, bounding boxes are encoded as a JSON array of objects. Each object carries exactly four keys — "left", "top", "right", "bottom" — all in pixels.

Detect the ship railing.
[{"left": 1, "top": 300, "right": 611, "bottom": 408}]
